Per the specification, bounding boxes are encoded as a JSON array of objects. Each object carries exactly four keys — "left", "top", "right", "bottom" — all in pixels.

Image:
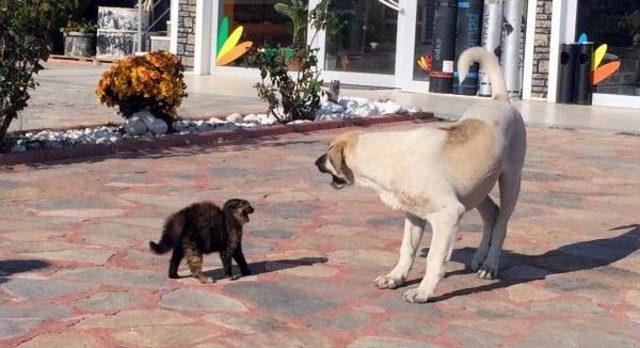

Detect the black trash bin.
[
  {"left": 429, "top": 0, "right": 458, "bottom": 94},
  {"left": 574, "top": 42, "right": 594, "bottom": 105},
  {"left": 557, "top": 43, "right": 577, "bottom": 104}
]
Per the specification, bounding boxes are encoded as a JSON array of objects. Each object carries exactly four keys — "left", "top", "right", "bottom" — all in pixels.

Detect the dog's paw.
[
  {"left": 403, "top": 287, "right": 432, "bottom": 303},
  {"left": 477, "top": 258, "right": 500, "bottom": 280},
  {"left": 471, "top": 247, "right": 489, "bottom": 271},
  {"left": 373, "top": 275, "right": 404, "bottom": 289}
]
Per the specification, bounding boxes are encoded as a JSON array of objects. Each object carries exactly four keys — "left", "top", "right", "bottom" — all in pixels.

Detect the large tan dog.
[{"left": 315, "top": 47, "right": 526, "bottom": 303}]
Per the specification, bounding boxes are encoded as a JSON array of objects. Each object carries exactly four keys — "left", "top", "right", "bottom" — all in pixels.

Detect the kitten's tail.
[{"left": 149, "top": 215, "right": 184, "bottom": 254}]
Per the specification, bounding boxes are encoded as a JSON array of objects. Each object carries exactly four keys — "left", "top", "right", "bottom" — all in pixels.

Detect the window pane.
[
  {"left": 413, "top": 0, "right": 436, "bottom": 81},
  {"left": 219, "top": 0, "right": 300, "bottom": 66},
  {"left": 324, "top": 0, "right": 398, "bottom": 75},
  {"left": 576, "top": 0, "right": 640, "bottom": 96}
]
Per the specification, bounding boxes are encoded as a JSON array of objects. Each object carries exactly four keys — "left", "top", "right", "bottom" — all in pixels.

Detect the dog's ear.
[{"left": 327, "top": 141, "right": 346, "bottom": 174}]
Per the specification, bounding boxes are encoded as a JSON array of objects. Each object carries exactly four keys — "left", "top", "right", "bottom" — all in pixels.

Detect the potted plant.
[
  {"left": 62, "top": 20, "right": 97, "bottom": 57},
  {"left": 96, "top": 51, "right": 187, "bottom": 135},
  {"left": 246, "top": 0, "right": 337, "bottom": 123},
  {"left": 274, "top": 0, "right": 309, "bottom": 71}
]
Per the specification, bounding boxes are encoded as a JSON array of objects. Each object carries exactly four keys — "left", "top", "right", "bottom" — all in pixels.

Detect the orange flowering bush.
[{"left": 96, "top": 51, "right": 187, "bottom": 124}]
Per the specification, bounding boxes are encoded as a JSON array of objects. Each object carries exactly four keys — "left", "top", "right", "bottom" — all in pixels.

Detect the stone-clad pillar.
[
  {"left": 176, "top": 0, "right": 197, "bottom": 68},
  {"left": 530, "top": 0, "right": 552, "bottom": 99}
]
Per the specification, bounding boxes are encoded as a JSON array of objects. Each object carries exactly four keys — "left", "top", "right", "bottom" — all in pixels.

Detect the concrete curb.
[{"left": 1, "top": 112, "right": 435, "bottom": 166}]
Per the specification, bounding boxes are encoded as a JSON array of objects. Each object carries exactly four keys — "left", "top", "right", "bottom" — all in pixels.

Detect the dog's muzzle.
[{"left": 315, "top": 154, "right": 347, "bottom": 190}]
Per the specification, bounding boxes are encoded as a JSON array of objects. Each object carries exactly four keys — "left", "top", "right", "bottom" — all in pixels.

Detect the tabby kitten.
[{"left": 149, "top": 199, "right": 254, "bottom": 283}]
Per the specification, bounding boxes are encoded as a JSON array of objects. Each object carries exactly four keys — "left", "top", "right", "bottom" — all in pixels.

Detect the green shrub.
[
  {"left": 248, "top": 0, "right": 336, "bottom": 123},
  {"left": 248, "top": 47, "right": 323, "bottom": 123},
  {"left": 0, "top": 0, "right": 70, "bottom": 146}
]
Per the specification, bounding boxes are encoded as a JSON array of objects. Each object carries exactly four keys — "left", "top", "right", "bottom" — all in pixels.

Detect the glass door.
[
  {"left": 396, "top": 0, "right": 435, "bottom": 92},
  {"left": 319, "top": 0, "right": 399, "bottom": 86}
]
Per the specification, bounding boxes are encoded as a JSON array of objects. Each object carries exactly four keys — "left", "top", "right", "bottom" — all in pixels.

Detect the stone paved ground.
[{"left": 1, "top": 122, "right": 640, "bottom": 347}]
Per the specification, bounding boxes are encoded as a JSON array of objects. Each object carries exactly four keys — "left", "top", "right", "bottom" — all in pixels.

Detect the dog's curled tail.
[
  {"left": 457, "top": 47, "right": 508, "bottom": 102},
  {"left": 149, "top": 215, "right": 184, "bottom": 254}
]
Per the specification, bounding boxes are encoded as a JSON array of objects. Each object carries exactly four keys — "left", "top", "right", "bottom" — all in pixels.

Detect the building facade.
[{"left": 170, "top": 0, "right": 640, "bottom": 109}]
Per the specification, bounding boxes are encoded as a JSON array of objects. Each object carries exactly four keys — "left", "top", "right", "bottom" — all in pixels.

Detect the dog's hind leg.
[
  {"left": 478, "top": 171, "right": 522, "bottom": 279},
  {"left": 471, "top": 197, "right": 499, "bottom": 270},
  {"left": 404, "top": 203, "right": 465, "bottom": 303},
  {"left": 374, "top": 213, "right": 425, "bottom": 289}
]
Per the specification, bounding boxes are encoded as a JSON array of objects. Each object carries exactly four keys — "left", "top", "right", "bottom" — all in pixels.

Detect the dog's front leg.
[
  {"left": 374, "top": 213, "right": 425, "bottom": 289},
  {"left": 404, "top": 204, "right": 464, "bottom": 303}
]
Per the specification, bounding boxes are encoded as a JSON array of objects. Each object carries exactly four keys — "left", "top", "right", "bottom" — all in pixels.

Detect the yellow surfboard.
[
  {"left": 217, "top": 26, "right": 243, "bottom": 60},
  {"left": 592, "top": 44, "right": 607, "bottom": 71},
  {"left": 217, "top": 42, "right": 253, "bottom": 66}
]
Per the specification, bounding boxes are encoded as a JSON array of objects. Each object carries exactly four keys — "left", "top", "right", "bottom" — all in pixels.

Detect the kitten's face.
[{"left": 224, "top": 199, "right": 254, "bottom": 224}]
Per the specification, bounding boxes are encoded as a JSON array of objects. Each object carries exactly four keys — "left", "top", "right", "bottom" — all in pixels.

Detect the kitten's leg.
[
  {"left": 168, "top": 247, "right": 184, "bottom": 279},
  {"left": 185, "top": 247, "right": 212, "bottom": 283},
  {"left": 233, "top": 246, "right": 251, "bottom": 276},
  {"left": 220, "top": 251, "right": 235, "bottom": 280}
]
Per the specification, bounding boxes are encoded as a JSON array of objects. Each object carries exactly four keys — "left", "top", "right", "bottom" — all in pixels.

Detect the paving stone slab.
[
  {"left": 0, "top": 304, "right": 73, "bottom": 320},
  {"left": 112, "top": 325, "right": 219, "bottom": 347},
  {"left": 225, "top": 282, "right": 342, "bottom": 317},
  {"left": 219, "top": 331, "right": 333, "bottom": 348},
  {"left": 377, "top": 315, "right": 440, "bottom": 337},
  {"left": 514, "top": 322, "right": 640, "bottom": 347},
  {"left": 17, "top": 331, "right": 101, "bottom": 348},
  {"left": 202, "top": 313, "right": 289, "bottom": 334},
  {"left": 1, "top": 278, "right": 93, "bottom": 300},
  {"left": 160, "top": 288, "right": 247, "bottom": 312},
  {"left": 74, "top": 291, "right": 142, "bottom": 311},
  {"left": 59, "top": 267, "right": 170, "bottom": 288},
  {"left": 348, "top": 336, "right": 440, "bottom": 348},
  {"left": 0, "top": 319, "right": 43, "bottom": 340},
  {"left": 75, "top": 309, "right": 194, "bottom": 329}
]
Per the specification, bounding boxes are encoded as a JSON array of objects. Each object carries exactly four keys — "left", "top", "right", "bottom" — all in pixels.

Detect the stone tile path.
[{"left": 1, "top": 122, "right": 640, "bottom": 347}]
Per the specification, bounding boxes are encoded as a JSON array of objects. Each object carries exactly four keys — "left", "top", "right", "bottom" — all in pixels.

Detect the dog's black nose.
[
  {"left": 315, "top": 154, "right": 327, "bottom": 172},
  {"left": 246, "top": 206, "right": 254, "bottom": 214}
]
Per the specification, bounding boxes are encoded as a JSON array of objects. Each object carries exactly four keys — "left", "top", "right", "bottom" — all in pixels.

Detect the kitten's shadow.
[{"left": 202, "top": 256, "right": 328, "bottom": 279}]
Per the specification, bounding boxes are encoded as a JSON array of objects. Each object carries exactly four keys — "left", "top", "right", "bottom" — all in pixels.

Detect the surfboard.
[
  {"left": 592, "top": 61, "right": 620, "bottom": 85},
  {"left": 592, "top": 44, "right": 607, "bottom": 71},
  {"left": 218, "top": 26, "right": 243, "bottom": 60},
  {"left": 578, "top": 33, "right": 588, "bottom": 43},
  {"left": 216, "top": 41, "right": 253, "bottom": 66},
  {"left": 217, "top": 17, "right": 230, "bottom": 54}
]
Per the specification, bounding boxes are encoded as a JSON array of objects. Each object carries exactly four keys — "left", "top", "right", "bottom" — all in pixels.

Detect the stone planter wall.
[
  {"left": 64, "top": 32, "right": 96, "bottom": 57},
  {"left": 97, "top": 6, "right": 150, "bottom": 58}
]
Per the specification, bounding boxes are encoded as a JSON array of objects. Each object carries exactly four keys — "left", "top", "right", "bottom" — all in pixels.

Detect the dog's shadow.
[
  {"left": 410, "top": 224, "right": 640, "bottom": 302},
  {"left": 202, "top": 256, "right": 328, "bottom": 280}
]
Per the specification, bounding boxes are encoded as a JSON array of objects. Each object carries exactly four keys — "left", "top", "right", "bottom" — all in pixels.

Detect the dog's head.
[
  {"left": 315, "top": 132, "right": 359, "bottom": 190},
  {"left": 223, "top": 199, "right": 254, "bottom": 224}
]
